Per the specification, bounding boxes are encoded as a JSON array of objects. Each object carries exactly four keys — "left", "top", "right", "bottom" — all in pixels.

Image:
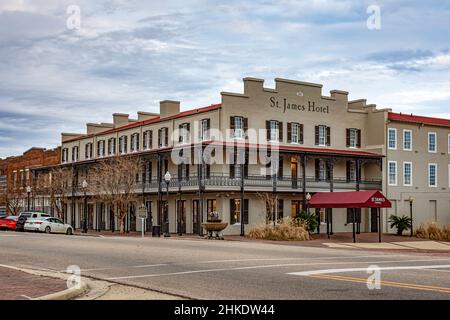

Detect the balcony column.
[
  {"left": 197, "top": 145, "right": 204, "bottom": 237},
  {"left": 157, "top": 153, "right": 162, "bottom": 230},
  {"left": 327, "top": 158, "right": 335, "bottom": 236},
  {"left": 355, "top": 158, "right": 361, "bottom": 234}
]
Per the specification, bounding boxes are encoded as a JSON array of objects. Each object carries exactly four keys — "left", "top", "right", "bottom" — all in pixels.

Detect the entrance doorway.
[
  {"left": 291, "top": 200, "right": 301, "bottom": 218},
  {"left": 370, "top": 208, "right": 378, "bottom": 232},
  {"left": 177, "top": 200, "right": 187, "bottom": 234},
  {"left": 192, "top": 200, "right": 200, "bottom": 234}
]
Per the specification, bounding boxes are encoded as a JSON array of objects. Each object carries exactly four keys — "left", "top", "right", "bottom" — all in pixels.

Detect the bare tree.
[
  {"left": 257, "top": 192, "right": 278, "bottom": 225},
  {"left": 89, "top": 156, "right": 141, "bottom": 233},
  {"left": 48, "top": 167, "right": 73, "bottom": 219},
  {"left": 5, "top": 187, "right": 24, "bottom": 215}
]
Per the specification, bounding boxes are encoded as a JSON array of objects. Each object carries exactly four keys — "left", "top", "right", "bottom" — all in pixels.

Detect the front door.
[
  {"left": 291, "top": 200, "right": 300, "bottom": 218},
  {"left": 177, "top": 200, "right": 187, "bottom": 234},
  {"left": 291, "top": 157, "right": 298, "bottom": 189},
  {"left": 370, "top": 208, "right": 378, "bottom": 232},
  {"left": 192, "top": 200, "right": 199, "bottom": 234}
]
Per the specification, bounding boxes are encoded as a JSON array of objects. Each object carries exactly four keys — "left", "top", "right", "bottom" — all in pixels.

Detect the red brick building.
[{"left": 0, "top": 147, "right": 61, "bottom": 214}]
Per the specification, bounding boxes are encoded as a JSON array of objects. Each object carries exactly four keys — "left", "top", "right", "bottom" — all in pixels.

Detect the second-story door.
[{"left": 291, "top": 157, "right": 298, "bottom": 189}]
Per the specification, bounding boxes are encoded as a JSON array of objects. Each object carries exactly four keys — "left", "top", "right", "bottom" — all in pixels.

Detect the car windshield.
[
  {"left": 7, "top": 216, "right": 18, "bottom": 221},
  {"left": 21, "top": 213, "right": 32, "bottom": 218},
  {"left": 41, "top": 214, "right": 50, "bottom": 217}
]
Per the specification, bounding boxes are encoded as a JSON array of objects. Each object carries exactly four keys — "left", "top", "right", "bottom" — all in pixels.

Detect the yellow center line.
[{"left": 307, "top": 274, "right": 450, "bottom": 293}]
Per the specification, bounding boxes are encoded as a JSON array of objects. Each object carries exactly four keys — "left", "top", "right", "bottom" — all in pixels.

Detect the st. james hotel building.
[{"left": 33, "top": 77, "right": 450, "bottom": 235}]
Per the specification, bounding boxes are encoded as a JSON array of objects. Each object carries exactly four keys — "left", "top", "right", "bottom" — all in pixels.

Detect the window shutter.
[
  {"left": 230, "top": 116, "right": 235, "bottom": 133},
  {"left": 326, "top": 160, "right": 331, "bottom": 181},
  {"left": 346, "top": 129, "right": 350, "bottom": 147},
  {"left": 158, "top": 129, "right": 161, "bottom": 147},
  {"left": 315, "top": 126, "right": 319, "bottom": 145},
  {"left": 346, "top": 161, "right": 351, "bottom": 182},
  {"left": 243, "top": 199, "right": 249, "bottom": 224},
  {"left": 143, "top": 132, "right": 147, "bottom": 149},
  {"left": 206, "top": 164, "right": 210, "bottom": 179},
  {"left": 243, "top": 117, "right": 248, "bottom": 139},
  {"left": 326, "top": 127, "right": 331, "bottom": 146},
  {"left": 186, "top": 164, "right": 190, "bottom": 180},
  {"left": 230, "top": 164, "right": 235, "bottom": 178},
  {"left": 186, "top": 124, "right": 190, "bottom": 143},
  {"left": 97, "top": 141, "right": 100, "bottom": 156},
  {"left": 266, "top": 120, "right": 270, "bottom": 141},
  {"left": 89, "top": 144, "right": 93, "bottom": 158},
  {"left": 230, "top": 199, "right": 236, "bottom": 225},
  {"left": 357, "top": 129, "right": 361, "bottom": 148},
  {"left": 299, "top": 124, "right": 304, "bottom": 144},
  {"left": 315, "top": 159, "right": 320, "bottom": 181},
  {"left": 179, "top": 124, "right": 183, "bottom": 143},
  {"left": 287, "top": 122, "right": 292, "bottom": 143},
  {"left": 278, "top": 121, "right": 283, "bottom": 142},
  {"left": 164, "top": 128, "right": 168, "bottom": 146},
  {"left": 131, "top": 136, "right": 134, "bottom": 152},
  {"left": 178, "top": 164, "right": 182, "bottom": 180},
  {"left": 277, "top": 199, "right": 284, "bottom": 219},
  {"left": 124, "top": 136, "right": 128, "bottom": 153},
  {"left": 113, "top": 139, "right": 116, "bottom": 154}
]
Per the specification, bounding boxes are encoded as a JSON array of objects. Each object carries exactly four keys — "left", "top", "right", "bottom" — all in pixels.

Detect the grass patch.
[
  {"left": 248, "top": 217, "right": 310, "bottom": 241},
  {"left": 415, "top": 222, "right": 450, "bottom": 241}
]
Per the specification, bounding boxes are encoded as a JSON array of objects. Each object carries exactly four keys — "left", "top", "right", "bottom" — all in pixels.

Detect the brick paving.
[{"left": 0, "top": 267, "right": 67, "bottom": 300}]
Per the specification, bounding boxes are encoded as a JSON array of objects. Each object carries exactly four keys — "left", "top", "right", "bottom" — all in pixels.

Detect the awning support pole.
[
  {"left": 378, "top": 208, "right": 382, "bottom": 243},
  {"left": 352, "top": 208, "right": 356, "bottom": 243}
]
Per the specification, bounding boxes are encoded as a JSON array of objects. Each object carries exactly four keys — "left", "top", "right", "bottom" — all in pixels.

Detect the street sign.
[{"left": 137, "top": 205, "right": 148, "bottom": 219}]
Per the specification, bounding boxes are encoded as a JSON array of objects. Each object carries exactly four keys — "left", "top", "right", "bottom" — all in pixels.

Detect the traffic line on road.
[
  {"left": 304, "top": 274, "right": 450, "bottom": 294},
  {"left": 104, "top": 258, "right": 450, "bottom": 280},
  {"left": 287, "top": 264, "right": 450, "bottom": 276}
]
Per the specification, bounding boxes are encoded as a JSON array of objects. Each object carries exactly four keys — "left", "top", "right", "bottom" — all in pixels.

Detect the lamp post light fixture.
[
  {"left": 408, "top": 196, "right": 414, "bottom": 237},
  {"left": 82, "top": 179, "right": 88, "bottom": 234},
  {"left": 306, "top": 192, "right": 312, "bottom": 214},
  {"left": 164, "top": 171, "right": 171, "bottom": 237},
  {"left": 26, "top": 186, "right": 32, "bottom": 211}
]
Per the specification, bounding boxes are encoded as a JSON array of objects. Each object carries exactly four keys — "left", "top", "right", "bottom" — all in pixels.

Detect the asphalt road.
[{"left": 1, "top": 231, "right": 450, "bottom": 300}]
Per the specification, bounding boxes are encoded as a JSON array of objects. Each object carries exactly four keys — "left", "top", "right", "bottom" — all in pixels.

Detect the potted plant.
[{"left": 388, "top": 215, "right": 412, "bottom": 236}]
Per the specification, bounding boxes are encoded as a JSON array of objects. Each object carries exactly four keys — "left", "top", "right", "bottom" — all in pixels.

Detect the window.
[
  {"left": 108, "top": 138, "right": 116, "bottom": 155},
  {"left": 288, "top": 122, "right": 303, "bottom": 144},
  {"left": 346, "top": 208, "right": 361, "bottom": 224},
  {"left": 346, "top": 160, "right": 359, "bottom": 182},
  {"left": 315, "top": 159, "right": 330, "bottom": 181},
  {"left": 428, "top": 132, "right": 437, "bottom": 153},
  {"left": 85, "top": 143, "right": 93, "bottom": 159},
  {"left": 428, "top": 163, "right": 437, "bottom": 187},
  {"left": 130, "top": 133, "right": 139, "bottom": 152},
  {"left": 97, "top": 140, "right": 105, "bottom": 157},
  {"left": 144, "top": 161, "right": 152, "bottom": 183},
  {"left": 403, "top": 162, "right": 412, "bottom": 186},
  {"left": 388, "top": 161, "right": 397, "bottom": 186},
  {"left": 229, "top": 199, "right": 248, "bottom": 225},
  {"left": 62, "top": 148, "right": 68, "bottom": 163},
  {"left": 72, "top": 146, "right": 79, "bottom": 162},
  {"left": 448, "top": 164, "right": 450, "bottom": 187},
  {"left": 158, "top": 127, "right": 168, "bottom": 147},
  {"left": 200, "top": 119, "right": 210, "bottom": 141},
  {"left": 315, "top": 125, "right": 330, "bottom": 146},
  {"left": 207, "top": 199, "right": 217, "bottom": 214},
  {"left": 270, "top": 120, "right": 279, "bottom": 141},
  {"left": 119, "top": 136, "right": 128, "bottom": 154},
  {"left": 178, "top": 123, "right": 190, "bottom": 144},
  {"left": 388, "top": 128, "right": 397, "bottom": 150},
  {"left": 403, "top": 130, "right": 412, "bottom": 151},
  {"left": 448, "top": 134, "right": 450, "bottom": 154},
  {"left": 143, "top": 130, "right": 152, "bottom": 150},
  {"left": 346, "top": 128, "right": 361, "bottom": 148},
  {"left": 234, "top": 117, "right": 244, "bottom": 139},
  {"left": 13, "top": 171, "right": 17, "bottom": 189}
]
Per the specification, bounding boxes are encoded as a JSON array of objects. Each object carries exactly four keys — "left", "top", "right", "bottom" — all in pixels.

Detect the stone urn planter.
[{"left": 201, "top": 212, "right": 228, "bottom": 240}]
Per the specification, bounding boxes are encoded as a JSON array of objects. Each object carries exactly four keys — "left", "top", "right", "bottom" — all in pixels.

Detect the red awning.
[{"left": 309, "top": 190, "right": 391, "bottom": 209}]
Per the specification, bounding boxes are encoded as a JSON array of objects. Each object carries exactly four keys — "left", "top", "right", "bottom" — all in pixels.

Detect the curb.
[{"left": 34, "top": 282, "right": 89, "bottom": 300}]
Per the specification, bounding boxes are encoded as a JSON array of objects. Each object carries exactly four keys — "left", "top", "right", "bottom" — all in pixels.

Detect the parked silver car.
[{"left": 24, "top": 217, "right": 74, "bottom": 235}]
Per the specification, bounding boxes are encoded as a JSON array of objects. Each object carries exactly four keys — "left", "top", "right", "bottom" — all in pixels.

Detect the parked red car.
[{"left": 0, "top": 216, "right": 19, "bottom": 230}]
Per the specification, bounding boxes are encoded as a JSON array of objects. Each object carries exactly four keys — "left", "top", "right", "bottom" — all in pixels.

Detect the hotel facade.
[{"left": 32, "top": 77, "right": 450, "bottom": 235}]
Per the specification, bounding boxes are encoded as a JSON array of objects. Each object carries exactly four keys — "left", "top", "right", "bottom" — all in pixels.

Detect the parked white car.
[{"left": 24, "top": 217, "right": 74, "bottom": 235}]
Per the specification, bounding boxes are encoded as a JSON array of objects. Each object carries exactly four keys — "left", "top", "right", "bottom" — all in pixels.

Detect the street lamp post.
[
  {"left": 26, "top": 186, "right": 32, "bottom": 211},
  {"left": 164, "top": 171, "right": 171, "bottom": 237},
  {"left": 82, "top": 179, "right": 88, "bottom": 233},
  {"left": 408, "top": 196, "right": 414, "bottom": 237}
]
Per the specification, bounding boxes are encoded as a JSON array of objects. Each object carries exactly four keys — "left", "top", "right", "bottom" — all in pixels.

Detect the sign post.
[{"left": 137, "top": 204, "right": 148, "bottom": 238}]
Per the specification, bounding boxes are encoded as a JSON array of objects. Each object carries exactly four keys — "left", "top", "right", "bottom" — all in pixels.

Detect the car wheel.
[
  {"left": 45, "top": 226, "right": 51, "bottom": 234},
  {"left": 66, "top": 228, "right": 73, "bottom": 235}
]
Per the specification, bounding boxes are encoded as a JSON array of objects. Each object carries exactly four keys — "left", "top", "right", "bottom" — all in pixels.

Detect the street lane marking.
[
  {"left": 105, "top": 258, "right": 450, "bottom": 280},
  {"left": 287, "top": 264, "right": 450, "bottom": 276},
  {"left": 73, "top": 254, "right": 408, "bottom": 272},
  {"left": 304, "top": 274, "right": 450, "bottom": 294}
]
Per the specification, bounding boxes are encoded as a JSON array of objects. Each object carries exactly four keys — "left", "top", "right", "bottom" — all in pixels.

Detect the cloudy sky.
[{"left": 0, "top": 0, "right": 449, "bottom": 158}]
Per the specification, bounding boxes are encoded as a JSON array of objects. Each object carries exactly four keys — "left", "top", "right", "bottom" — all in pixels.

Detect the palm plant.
[
  {"left": 388, "top": 215, "right": 412, "bottom": 236},
  {"left": 295, "top": 210, "right": 318, "bottom": 233}
]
